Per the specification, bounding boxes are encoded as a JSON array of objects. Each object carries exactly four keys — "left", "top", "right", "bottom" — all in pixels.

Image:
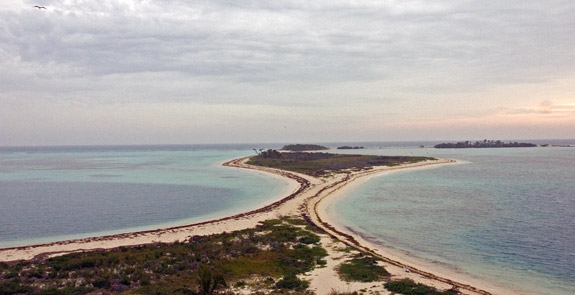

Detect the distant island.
[
  {"left": 434, "top": 140, "right": 537, "bottom": 149},
  {"left": 337, "top": 146, "right": 365, "bottom": 150},
  {"left": 281, "top": 144, "right": 329, "bottom": 151}
]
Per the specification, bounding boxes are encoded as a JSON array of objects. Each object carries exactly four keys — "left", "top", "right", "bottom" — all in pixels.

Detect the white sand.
[{"left": 0, "top": 156, "right": 515, "bottom": 295}]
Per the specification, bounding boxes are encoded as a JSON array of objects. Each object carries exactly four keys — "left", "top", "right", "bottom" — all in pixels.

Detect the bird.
[{"left": 34, "top": 5, "right": 47, "bottom": 9}]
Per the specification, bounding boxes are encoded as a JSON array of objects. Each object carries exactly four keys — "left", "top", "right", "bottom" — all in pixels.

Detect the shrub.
[
  {"left": 299, "top": 233, "right": 320, "bottom": 244},
  {"left": 92, "top": 278, "right": 111, "bottom": 289},
  {"left": 198, "top": 265, "right": 227, "bottom": 295},
  {"left": 275, "top": 273, "right": 309, "bottom": 291},
  {"left": 0, "top": 280, "right": 33, "bottom": 295},
  {"left": 337, "top": 255, "right": 389, "bottom": 282},
  {"left": 384, "top": 279, "right": 459, "bottom": 295}
]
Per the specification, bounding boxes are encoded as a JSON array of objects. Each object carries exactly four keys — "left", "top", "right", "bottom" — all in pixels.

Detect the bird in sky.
[{"left": 34, "top": 5, "right": 47, "bottom": 9}]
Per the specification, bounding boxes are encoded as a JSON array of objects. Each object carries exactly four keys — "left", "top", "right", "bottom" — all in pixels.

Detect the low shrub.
[
  {"left": 275, "top": 273, "right": 309, "bottom": 291},
  {"left": 384, "top": 279, "right": 459, "bottom": 295},
  {"left": 337, "top": 255, "right": 389, "bottom": 282}
]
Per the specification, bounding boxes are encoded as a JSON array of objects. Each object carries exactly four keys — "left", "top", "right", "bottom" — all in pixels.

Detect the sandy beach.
[{"left": 0, "top": 156, "right": 511, "bottom": 295}]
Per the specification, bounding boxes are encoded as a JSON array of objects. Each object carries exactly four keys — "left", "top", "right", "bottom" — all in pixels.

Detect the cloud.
[
  {"left": 4, "top": 1, "right": 574, "bottom": 87},
  {"left": 509, "top": 100, "right": 575, "bottom": 115},
  {"left": 538, "top": 100, "right": 554, "bottom": 114},
  {"left": 2, "top": 0, "right": 575, "bottom": 144}
]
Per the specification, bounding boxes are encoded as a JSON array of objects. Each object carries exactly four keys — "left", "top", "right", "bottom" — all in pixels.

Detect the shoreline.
[
  {"left": 0, "top": 156, "right": 505, "bottom": 295},
  {"left": 0, "top": 157, "right": 299, "bottom": 250},
  {"left": 0, "top": 157, "right": 307, "bottom": 261},
  {"left": 308, "top": 160, "right": 518, "bottom": 295}
]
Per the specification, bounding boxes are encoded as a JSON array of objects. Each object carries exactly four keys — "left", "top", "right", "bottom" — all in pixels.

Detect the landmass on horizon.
[{"left": 434, "top": 140, "right": 538, "bottom": 149}]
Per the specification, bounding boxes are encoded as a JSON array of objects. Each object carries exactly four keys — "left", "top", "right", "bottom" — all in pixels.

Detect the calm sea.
[
  {"left": 327, "top": 140, "right": 575, "bottom": 295},
  {"left": 2, "top": 141, "right": 574, "bottom": 295},
  {"left": 0, "top": 144, "right": 288, "bottom": 248}
]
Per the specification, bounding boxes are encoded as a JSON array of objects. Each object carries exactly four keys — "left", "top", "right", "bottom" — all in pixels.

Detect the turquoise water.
[
  {"left": 328, "top": 145, "right": 575, "bottom": 295},
  {"left": 2, "top": 142, "right": 574, "bottom": 294},
  {"left": 0, "top": 144, "right": 288, "bottom": 248}
]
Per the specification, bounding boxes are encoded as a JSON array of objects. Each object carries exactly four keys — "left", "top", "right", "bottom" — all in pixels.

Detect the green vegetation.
[
  {"left": 248, "top": 151, "right": 435, "bottom": 176},
  {"left": 0, "top": 215, "right": 465, "bottom": 295},
  {"left": 434, "top": 140, "right": 536, "bottom": 149},
  {"left": 275, "top": 273, "right": 309, "bottom": 291},
  {"left": 197, "top": 265, "right": 227, "bottom": 294},
  {"left": 384, "top": 279, "right": 459, "bottom": 295},
  {"left": 336, "top": 146, "right": 364, "bottom": 150},
  {"left": 337, "top": 254, "right": 389, "bottom": 282},
  {"left": 281, "top": 144, "right": 329, "bottom": 151},
  {"left": 0, "top": 218, "right": 326, "bottom": 295}
]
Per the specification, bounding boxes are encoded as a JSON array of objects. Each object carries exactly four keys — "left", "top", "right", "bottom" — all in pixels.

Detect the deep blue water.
[{"left": 328, "top": 143, "right": 575, "bottom": 295}]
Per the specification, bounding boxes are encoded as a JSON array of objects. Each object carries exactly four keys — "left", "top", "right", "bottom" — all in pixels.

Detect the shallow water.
[
  {"left": 0, "top": 144, "right": 288, "bottom": 248},
  {"left": 2, "top": 142, "right": 574, "bottom": 294},
  {"left": 328, "top": 144, "right": 575, "bottom": 295}
]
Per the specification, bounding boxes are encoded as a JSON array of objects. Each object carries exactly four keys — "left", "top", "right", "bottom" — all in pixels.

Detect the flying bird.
[{"left": 34, "top": 5, "right": 47, "bottom": 9}]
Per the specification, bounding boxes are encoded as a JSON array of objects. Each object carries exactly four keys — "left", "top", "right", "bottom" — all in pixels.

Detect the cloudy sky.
[{"left": 1, "top": 0, "right": 574, "bottom": 146}]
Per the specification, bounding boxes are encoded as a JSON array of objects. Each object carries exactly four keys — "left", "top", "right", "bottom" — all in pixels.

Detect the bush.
[
  {"left": 384, "top": 279, "right": 459, "bottom": 295},
  {"left": 92, "top": 278, "right": 111, "bottom": 289},
  {"left": 299, "top": 233, "right": 320, "bottom": 244},
  {"left": 275, "top": 273, "right": 309, "bottom": 291},
  {"left": 0, "top": 280, "right": 33, "bottom": 295},
  {"left": 337, "top": 255, "right": 389, "bottom": 282}
]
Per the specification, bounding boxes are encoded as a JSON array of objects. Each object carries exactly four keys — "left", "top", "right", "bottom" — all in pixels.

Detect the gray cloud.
[
  {"left": 1, "top": 0, "right": 575, "bottom": 144},
  {"left": 4, "top": 1, "right": 573, "bottom": 87}
]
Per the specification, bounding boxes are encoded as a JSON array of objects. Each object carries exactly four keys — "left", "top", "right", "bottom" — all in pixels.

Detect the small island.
[
  {"left": 337, "top": 146, "right": 365, "bottom": 150},
  {"left": 434, "top": 140, "right": 537, "bottom": 149},
  {"left": 281, "top": 144, "right": 329, "bottom": 151}
]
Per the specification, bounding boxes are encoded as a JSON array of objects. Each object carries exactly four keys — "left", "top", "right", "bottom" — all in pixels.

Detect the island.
[
  {"left": 337, "top": 145, "right": 365, "bottom": 150},
  {"left": 281, "top": 144, "right": 329, "bottom": 151},
  {"left": 434, "top": 140, "right": 537, "bottom": 149},
  {"left": 248, "top": 150, "right": 435, "bottom": 176}
]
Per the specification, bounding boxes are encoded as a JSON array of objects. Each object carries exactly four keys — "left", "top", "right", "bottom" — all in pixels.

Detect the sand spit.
[{"left": 0, "top": 156, "right": 509, "bottom": 295}]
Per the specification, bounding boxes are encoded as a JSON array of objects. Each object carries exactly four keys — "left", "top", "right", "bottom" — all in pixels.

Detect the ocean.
[
  {"left": 327, "top": 141, "right": 575, "bottom": 295},
  {"left": 0, "top": 144, "right": 288, "bottom": 248},
  {"left": 1, "top": 141, "right": 574, "bottom": 295}
]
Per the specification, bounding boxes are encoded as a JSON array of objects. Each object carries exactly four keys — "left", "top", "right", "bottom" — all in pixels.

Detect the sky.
[{"left": 1, "top": 0, "right": 575, "bottom": 146}]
